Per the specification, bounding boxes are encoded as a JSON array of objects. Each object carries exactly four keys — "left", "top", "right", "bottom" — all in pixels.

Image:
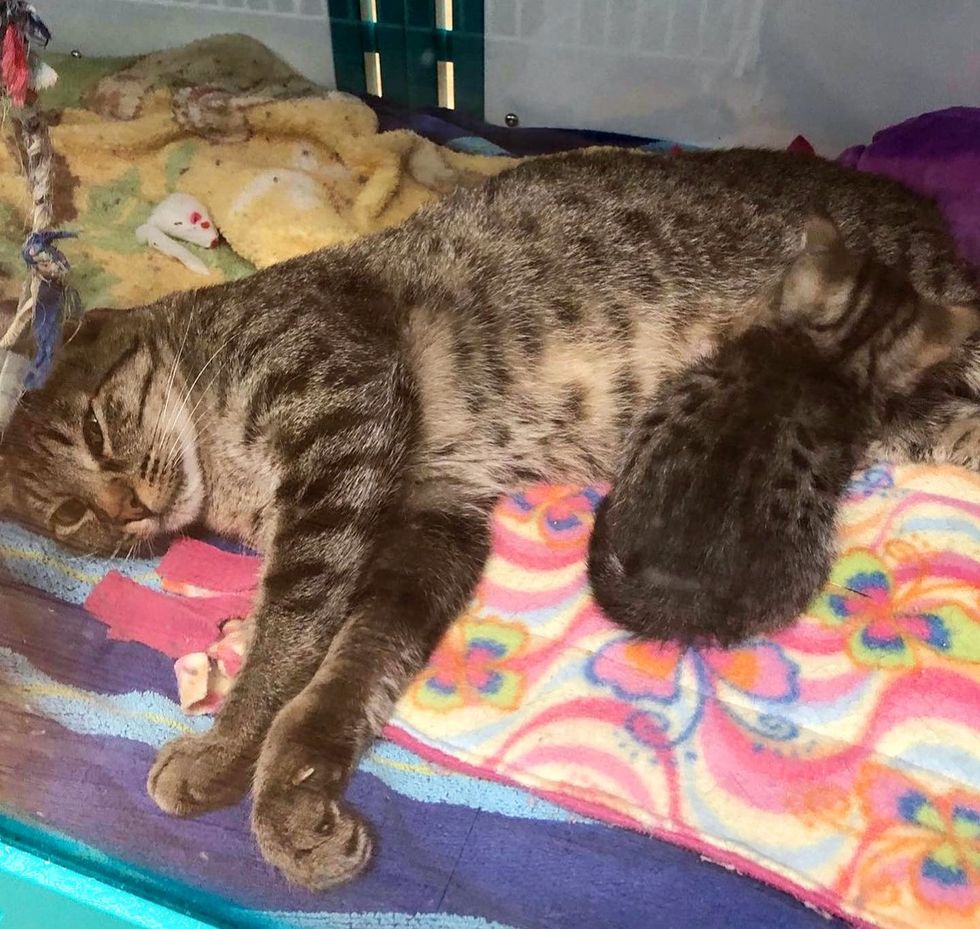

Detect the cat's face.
[{"left": 0, "top": 309, "right": 205, "bottom": 554}]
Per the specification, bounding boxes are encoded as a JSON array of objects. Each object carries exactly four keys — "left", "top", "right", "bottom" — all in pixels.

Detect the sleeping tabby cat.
[
  {"left": 588, "top": 215, "right": 979, "bottom": 646},
  {"left": 1, "top": 148, "right": 978, "bottom": 890}
]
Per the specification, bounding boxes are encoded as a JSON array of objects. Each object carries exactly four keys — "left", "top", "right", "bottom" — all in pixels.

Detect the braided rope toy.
[{"left": 0, "top": 1, "right": 76, "bottom": 430}]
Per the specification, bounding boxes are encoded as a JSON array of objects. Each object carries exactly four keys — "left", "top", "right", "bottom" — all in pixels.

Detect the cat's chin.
[{"left": 163, "top": 483, "right": 205, "bottom": 533}]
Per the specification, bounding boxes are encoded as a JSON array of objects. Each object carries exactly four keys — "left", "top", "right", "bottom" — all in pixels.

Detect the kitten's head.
[
  {"left": 0, "top": 308, "right": 205, "bottom": 554},
  {"left": 773, "top": 215, "right": 980, "bottom": 393}
]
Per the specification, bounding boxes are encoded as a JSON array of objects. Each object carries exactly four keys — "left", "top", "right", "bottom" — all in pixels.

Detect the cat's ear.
[
  {"left": 63, "top": 307, "right": 118, "bottom": 346},
  {"left": 800, "top": 215, "right": 844, "bottom": 256},
  {"left": 0, "top": 454, "right": 15, "bottom": 516}
]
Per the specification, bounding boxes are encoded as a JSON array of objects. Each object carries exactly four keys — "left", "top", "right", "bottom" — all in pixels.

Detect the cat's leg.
[
  {"left": 249, "top": 496, "right": 493, "bottom": 890},
  {"left": 867, "top": 397, "right": 980, "bottom": 469},
  {"left": 863, "top": 340, "right": 980, "bottom": 469},
  {"left": 147, "top": 538, "right": 363, "bottom": 817},
  {"left": 149, "top": 363, "right": 416, "bottom": 817},
  {"left": 148, "top": 470, "right": 403, "bottom": 815}
]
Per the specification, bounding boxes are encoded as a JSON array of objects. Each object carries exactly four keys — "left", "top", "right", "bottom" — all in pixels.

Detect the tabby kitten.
[
  {"left": 1, "top": 148, "right": 979, "bottom": 891},
  {"left": 588, "top": 216, "right": 979, "bottom": 646}
]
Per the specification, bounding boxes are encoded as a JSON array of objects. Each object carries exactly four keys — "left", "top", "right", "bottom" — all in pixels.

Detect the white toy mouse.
[{"left": 135, "top": 193, "right": 219, "bottom": 275}]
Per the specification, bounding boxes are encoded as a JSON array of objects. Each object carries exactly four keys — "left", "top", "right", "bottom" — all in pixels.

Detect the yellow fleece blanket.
[{"left": 0, "top": 36, "right": 516, "bottom": 311}]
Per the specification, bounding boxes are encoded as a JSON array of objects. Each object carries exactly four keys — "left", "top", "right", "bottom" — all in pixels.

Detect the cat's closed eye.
[
  {"left": 83, "top": 407, "right": 105, "bottom": 459},
  {"left": 51, "top": 497, "right": 88, "bottom": 531}
]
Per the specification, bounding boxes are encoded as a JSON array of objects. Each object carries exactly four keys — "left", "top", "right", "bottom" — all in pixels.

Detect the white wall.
[
  {"left": 43, "top": 0, "right": 336, "bottom": 86},
  {"left": 485, "top": 0, "right": 980, "bottom": 154}
]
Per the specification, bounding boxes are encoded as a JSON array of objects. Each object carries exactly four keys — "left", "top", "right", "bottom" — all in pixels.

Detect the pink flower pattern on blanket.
[
  {"left": 83, "top": 465, "right": 980, "bottom": 929},
  {"left": 587, "top": 638, "right": 800, "bottom": 747},
  {"left": 849, "top": 764, "right": 980, "bottom": 915},
  {"left": 809, "top": 548, "right": 980, "bottom": 668}
]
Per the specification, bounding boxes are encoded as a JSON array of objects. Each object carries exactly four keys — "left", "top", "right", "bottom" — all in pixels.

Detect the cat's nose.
[
  {"left": 97, "top": 483, "right": 155, "bottom": 523},
  {"left": 121, "top": 490, "right": 153, "bottom": 522}
]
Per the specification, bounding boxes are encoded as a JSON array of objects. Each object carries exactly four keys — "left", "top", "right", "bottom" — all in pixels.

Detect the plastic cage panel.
[
  {"left": 84, "top": 0, "right": 330, "bottom": 15},
  {"left": 45, "top": 0, "right": 337, "bottom": 85},
  {"left": 328, "top": 0, "right": 485, "bottom": 116},
  {"left": 484, "top": 0, "right": 980, "bottom": 152}
]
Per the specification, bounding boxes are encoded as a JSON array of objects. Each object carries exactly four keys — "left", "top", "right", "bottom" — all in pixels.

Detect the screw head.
[{"left": 504, "top": 112, "right": 520, "bottom": 128}]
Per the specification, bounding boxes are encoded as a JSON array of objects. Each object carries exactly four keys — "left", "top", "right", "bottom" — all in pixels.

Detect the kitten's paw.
[
  {"left": 148, "top": 732, "right": 253, "bottom": 817},
  {"left": 252, "top": 756, "right": 373, "bottom": 891},
  {"left": 936, "top": 416, "right": 980, "bottom": 471}
]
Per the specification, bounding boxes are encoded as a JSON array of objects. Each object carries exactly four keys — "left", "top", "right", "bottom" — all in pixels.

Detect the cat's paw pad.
[
  {"left": 938, "top": 416, "right": 980, "bottom": 470},
  {"left": 252, "top": 761, "right": 374, "bottom": 891},
  {"left": 147, "top": 732, "right": 252, "bottom": 817}
]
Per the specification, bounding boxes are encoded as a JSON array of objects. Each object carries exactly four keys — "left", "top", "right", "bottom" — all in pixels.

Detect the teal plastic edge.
[
  {"left": 0, "top": 841, "right": 215, "bottom": 929},
  {"left": 0, "top": 815, "right": 243, "bottom": 929}
]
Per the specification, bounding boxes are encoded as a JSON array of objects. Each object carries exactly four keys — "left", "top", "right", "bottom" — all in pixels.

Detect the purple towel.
[{"left": 840, "top": 106, "right": 980, "bottom": 272}]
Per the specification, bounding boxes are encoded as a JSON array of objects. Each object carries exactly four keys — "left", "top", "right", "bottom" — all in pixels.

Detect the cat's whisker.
[
  {"left": 826, "top": 581, "right": 871, "bottom": 600},
  {"left": 151, "top": 304, "right": 196, "bottom": 453},
  {"left": 166, "top": 332, "right": 236, "bottom": 429},
  {"left": 158, "top": 364, "right": 227, "bottom": 470},
  {"left": 71, "top": 545, "right": 102, "bottom": 561},
  {"left": 828, "top": 582, "right": 871, "bottom": 599},
  {"left": 157, "top": 333, "right": 236, "bottom": 464}
]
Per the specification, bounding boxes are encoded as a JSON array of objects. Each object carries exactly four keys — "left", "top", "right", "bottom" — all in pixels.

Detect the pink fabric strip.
[
  {"left": 157, "top": 538, "right": 261, "bottom": 593},
  {"left": 84, "top": 571, "right": 250, "bottom": 658}
]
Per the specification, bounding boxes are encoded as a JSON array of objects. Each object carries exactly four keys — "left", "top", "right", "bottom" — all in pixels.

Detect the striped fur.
[
  {"left": 589, "top": 217, "right": 980, "bottom": 646},
  {"left": 1, "top": 149, "right": 979, "bottom": 889}
]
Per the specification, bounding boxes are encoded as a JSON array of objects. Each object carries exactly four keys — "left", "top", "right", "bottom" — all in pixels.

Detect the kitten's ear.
[
  {"left": 778, "top": 215, "right": 846, "bottom": 319},
  {"left": 800, "top": 215, "right": 844, "bottom": 255},
  {"left": 947, "top": 303, "right": 980, "bottom": 344}
]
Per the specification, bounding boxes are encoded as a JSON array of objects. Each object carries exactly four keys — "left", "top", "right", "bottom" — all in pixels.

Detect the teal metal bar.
[{"left": 403, "top": 0, "right": 439, "bottom": 109}]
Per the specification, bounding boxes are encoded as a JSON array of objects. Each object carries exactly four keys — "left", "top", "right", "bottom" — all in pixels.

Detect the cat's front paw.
[
  {"left": 252, "top": 749, "right": 373, "bottom": 891},
  {"left": 148, "top": 731, "right": 253, "bottom": 817},
  {"left": 251, "top": 702, "right": 373, "bottom": 890},
  {"left": 936, "top": 416, "right": 980, "bottom": 471},
  {"left": 252, "top": 772, "right": 373, "bottom": 891}
]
